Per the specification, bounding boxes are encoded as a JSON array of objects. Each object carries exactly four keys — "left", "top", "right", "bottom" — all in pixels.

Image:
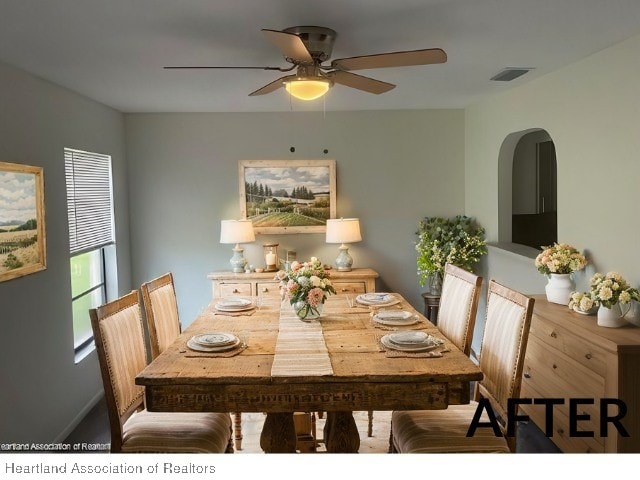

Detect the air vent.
[{"left": 490, "top": 68, "right": 533, "bottom": 82}]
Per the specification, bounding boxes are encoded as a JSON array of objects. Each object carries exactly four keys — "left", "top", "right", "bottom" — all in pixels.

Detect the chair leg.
[
  {"left": 233, "top": 412, "right": 243, "bottom": 451},
  {"left": 388, "top": 421, "right": 397, "bottom": 453},
  {"left": 367, "top": 410, "right": 374, "bottom": 437},
  {"left": 226, "top": 431, "right": 235, "bottom": 453}
]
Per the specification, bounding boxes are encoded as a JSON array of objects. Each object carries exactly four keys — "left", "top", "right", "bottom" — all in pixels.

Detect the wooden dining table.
[{"left": 135, "top": 293, "right": 482, "bottom": 453}]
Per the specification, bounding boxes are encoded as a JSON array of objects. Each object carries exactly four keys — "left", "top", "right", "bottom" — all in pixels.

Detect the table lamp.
[
  {"left": 220, "top": 219, "right": 255, "bottom": 272},
  {"left": 325, "top": 218, "right": 362, "bottom": 271}
]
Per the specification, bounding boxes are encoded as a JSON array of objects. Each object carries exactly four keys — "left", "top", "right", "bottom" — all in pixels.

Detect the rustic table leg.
[
  {"left": 233, "top": 412, "right": 243, "bottom": 450},
  {"left": 260, "top": 413, "right": 297, "bottom": 453},
  {"left": 323, "top": 411, "right": 360, "bottom": 453}
]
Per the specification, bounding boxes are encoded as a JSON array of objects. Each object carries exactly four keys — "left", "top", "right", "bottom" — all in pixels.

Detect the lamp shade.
[
  {"left": 220, "top": 219, "right": 255, "bottom": 244},
  {"left": 284, "top": 78, "right": 331, "bottom": 101},
  {"left": 326, "top": 218, "right": 362, "bottom": 244}
]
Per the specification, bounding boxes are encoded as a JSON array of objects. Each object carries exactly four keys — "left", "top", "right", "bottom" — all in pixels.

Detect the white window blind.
[{"left": 64, "top": 148, "right": 115, "bottom": 255}]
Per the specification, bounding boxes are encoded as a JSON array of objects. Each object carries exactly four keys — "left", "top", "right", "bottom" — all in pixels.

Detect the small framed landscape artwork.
[
  {"left": 239, "top": 160, "right": 336, "bottom": 234},
  {"left": 0, "top": 162, "right": 46, "bottom": 282}
]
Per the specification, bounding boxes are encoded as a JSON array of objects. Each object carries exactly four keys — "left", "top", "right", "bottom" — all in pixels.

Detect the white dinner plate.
[
  {"left": 215, "top": 303, "right": 255, "bottom": 312},
  {"left": 187, "top": 336, "right": 240, "bottom": 352},
  {"left": 192, "top": 332, "right": 237, "bottom": 347},
  {"left": 373, "top": 311, "right": 418, "bottom": 326},
  {"left": 358, "top": 293, "right": 393, "bottom": 303},
  {"left": 380, "top": 333, "right": 441, "bottom": 352},
  {"left": 387, "top": 331, "right": 430, "bottom": 345},
  {"left": 356, "top": 293, "right": 400, "bottom": 307},
  {"left": 217, "top": 297, "right": 252, "bottom": 308}
]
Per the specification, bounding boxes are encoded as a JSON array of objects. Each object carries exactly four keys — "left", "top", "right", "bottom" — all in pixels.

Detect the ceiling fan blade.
[
  {"left": 164, "top": 65, "right": 292, "bottom": 71},
  {"left": 248, "top": 74, "right": 297, "bottom": 96},
  {"left": 331, "top": 48, "right": 447, "bottom": 71},
  {"left": 262, "top": 29, "right": 313, "bottom": 64},
  {"left": 329, "top": 71, "right": 395, "bottom": 94}
]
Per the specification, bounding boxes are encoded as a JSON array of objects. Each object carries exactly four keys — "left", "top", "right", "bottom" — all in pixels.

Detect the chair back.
[
  {"left": 476, "top": 280, "right": 534, "bottom": 428},
  {"left": 90, "top": 290, "right": 148, "bottom": 451},
  {"left": 436, "top": 263, "right": 483, "bottom": 356},
  {"left": 141, "top": 272, "right": 181, "bottom": 360}
]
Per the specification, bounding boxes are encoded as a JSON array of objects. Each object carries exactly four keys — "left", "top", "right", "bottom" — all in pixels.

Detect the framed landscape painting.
[
  {"left": 239, "top": 159, "right": 336, "bottom": 234},
  {"left": 0, "top": 162, "right": 46, "bottom": 282}
]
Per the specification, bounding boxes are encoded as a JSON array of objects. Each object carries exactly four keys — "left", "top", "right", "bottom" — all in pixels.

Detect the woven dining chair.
[
  {"left": 390, "top": 280, "right": 534, "bottom": 453},
  {"left": 90, "top": 290, "right": 233, "bottom": 453},
  {"left": 140, "top": 272, "right": 245, "bottom": 450},
  {"left": 436, "top": 263, "right": 483, "bottom": 356}
]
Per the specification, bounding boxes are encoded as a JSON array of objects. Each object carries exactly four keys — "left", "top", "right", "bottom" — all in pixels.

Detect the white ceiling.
[{"left": 2, "top": 0, "right": 640, "bottom": 113}]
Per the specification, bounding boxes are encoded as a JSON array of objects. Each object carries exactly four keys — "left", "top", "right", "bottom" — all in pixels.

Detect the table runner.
[{"left": 270, "top": 304, "right": 334, "bottom": 376}]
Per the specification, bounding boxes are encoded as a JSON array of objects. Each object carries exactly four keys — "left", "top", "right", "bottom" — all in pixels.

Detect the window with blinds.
[
  {"left": 64, "top": 148, "right": 115, "bottom": 255},
  {"left": 64, "top": 148, "right": 116, "bottom": 358}
]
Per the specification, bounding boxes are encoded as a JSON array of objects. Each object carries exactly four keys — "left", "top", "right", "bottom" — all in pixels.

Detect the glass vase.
[{"left": 293, "top": 300, "right": 324, "bottom": 321}]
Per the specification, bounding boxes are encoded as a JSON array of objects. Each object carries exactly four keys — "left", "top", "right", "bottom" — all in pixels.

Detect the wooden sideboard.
[
  {"left": 520, "top": 295, "right": 640, "bottom": 453},
  {"left": 207, "top": 268, "right": 379, "bottom": 299}
]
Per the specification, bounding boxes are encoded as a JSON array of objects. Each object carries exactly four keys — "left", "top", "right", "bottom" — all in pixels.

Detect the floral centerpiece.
[
  {"left": 534, "top": 242, "right": 587, "bottom": 305},
  {"left": 416, "top": 215, "right": 487, "bottom": 294},
  {"left": 534, "top": 242, "right": 587, "bottom": 275},
  {"left": 275, "top": 257, "right": 336, "bottom": 320}
]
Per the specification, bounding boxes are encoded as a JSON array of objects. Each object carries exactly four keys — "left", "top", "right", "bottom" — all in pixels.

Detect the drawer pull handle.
[
  {"left": 557, "top": 428, "right": 564, "bottom": 435},
  {"left": 523, "top": 371, "right": 531, "bottom": 379},
  {"left": 585, "top": 353, "right": 593, "bottom": 360},
  {"left": 262, "top": 287, "right": 269, "bottom": 292},
  {"left": 232, "top": 288, "right": 239, "bottom": 294},
  {"left": 550, "top": 331, "right": 558, "bottom": 338},
  {"left": 552, "top": 364, "right": 558, "bottom": 369}
]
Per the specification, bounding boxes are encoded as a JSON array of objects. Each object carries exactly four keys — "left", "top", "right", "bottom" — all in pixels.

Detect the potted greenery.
[{"left": 415, "top": 215, "right": 487, "bottom": 295}]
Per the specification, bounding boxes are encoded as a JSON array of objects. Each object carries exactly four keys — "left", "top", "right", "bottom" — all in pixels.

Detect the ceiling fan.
[{"left": 164, "top": 26, "right": 447, "bottom": 100}]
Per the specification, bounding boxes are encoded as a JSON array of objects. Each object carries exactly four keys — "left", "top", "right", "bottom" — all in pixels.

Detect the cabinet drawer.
[
  {"left": 521, "top": 382, "right": 604, "bottom": 453},
  {"left": 219, "top": 283, "right": 253, "bottom": 297},
  {"left": 522, "top": 336, "right": 603, "bottom": 430},
  {"left": 257, "top": 282, "right": 280, "bottom": 297},
  {"left": 529, "top": 314, "right": 610, "bottom": 378},
  {"left": 523, "top": 335, "right": 605, "bottom": 398},
  {"left": 332, "top": 282, "right": 366, "bottom": 294}
]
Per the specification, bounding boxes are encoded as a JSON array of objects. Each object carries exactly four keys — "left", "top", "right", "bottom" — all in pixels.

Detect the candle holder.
[{"left": 263, "top": 243, "right": 279, "bottom": 272}]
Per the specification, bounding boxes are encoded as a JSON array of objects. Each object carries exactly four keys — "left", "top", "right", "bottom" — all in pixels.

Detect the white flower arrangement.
[
  {"left": 589, "top": 271, "right": 639, "bottom": 309},
  {"left": 568, "top": 291, "right": 598, "bottom": 314},
  {"left": 534, "top": 242, "right": 587, "bottom": 275}
]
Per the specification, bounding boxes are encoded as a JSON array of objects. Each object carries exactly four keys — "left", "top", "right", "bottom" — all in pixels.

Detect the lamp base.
[
  {"left": 230, "top": 245, "right": 247, "bottom": 273},
  {"left": 335, "top": 244, "right": 353, "bottom": 272}
]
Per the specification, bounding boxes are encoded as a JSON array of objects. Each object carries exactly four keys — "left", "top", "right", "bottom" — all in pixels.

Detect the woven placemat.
[{"left": 374, "top": 334, "right": 450, "bottom": 358}]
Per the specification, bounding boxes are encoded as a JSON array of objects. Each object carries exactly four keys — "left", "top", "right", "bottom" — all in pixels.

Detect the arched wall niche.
[{"left": 498, "top": 128, "right": 557, "bottom": 250}]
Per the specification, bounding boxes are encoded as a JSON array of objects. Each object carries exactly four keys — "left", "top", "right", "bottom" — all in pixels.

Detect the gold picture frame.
[
  {"left": 239, "top": 159, "right": 336, "bottom": 234},
  {"left": 0, "top": 162, "right": 46, "bottom": 282}
]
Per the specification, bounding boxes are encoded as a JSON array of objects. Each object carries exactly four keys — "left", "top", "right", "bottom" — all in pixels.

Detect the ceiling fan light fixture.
[{"left": 284, "top": 78, "right": 331, "bottom": 100}]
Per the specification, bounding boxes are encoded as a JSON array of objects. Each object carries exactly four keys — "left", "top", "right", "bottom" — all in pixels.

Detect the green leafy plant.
[{"left": 415, "top": 215, "right": 487, "bottom": 287}]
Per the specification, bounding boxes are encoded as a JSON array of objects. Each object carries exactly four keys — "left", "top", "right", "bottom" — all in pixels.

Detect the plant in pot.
[
  {"left": 416, "top": 215, "right": 487, "bottom": 295},
  {"left": 534, "top": 242, "right": 587, "bottom": 305}
]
